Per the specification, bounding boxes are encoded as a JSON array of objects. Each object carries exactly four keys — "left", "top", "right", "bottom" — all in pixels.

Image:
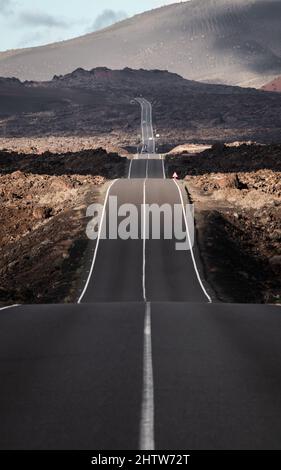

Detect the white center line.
[
  {"left": 173, "top": 179, "right": 212, "bottom": 303},
  {"left": 140, "top": 163, "right": 155, "bottom": 451},
  {"left": 77, "top": 179, "right": 119, "bottom": 304},
  {"left": 139, "top": 302, "right": 155, "bottom": 450}
]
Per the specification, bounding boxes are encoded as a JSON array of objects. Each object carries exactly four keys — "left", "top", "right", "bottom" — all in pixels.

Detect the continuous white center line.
[
  {"left": 140, "top": 163, "right": 155, "bottom": 451},
  {"left": 139, "top": 302, "right": 155, "bottom": 450},
  {"left": 77, "top": 179, "right": 119, "bottom": 304},
  {"left": 173, "top": 179, "right": 212, "bottom": 303}
]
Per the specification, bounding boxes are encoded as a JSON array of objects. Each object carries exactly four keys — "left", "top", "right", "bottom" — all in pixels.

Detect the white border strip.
[
  {"left": 135, "top": 98, "right": 145, "bottom": 153},
  {"left": 139, "top": 302, "right": 155, "bottom": 450},
  {"left": 142, "top": 178, "right": 147, "bottom": 302},
  {"left": 162, "top": 159, "right": 166, "bottom": 179},
  {"left": 173, "top": 180, "right": 212, "bottom": 303},
  {"left": 128, "top": 159, "right": 133, "bottom": 179},
  {"left": 0, "top": 304, "right": 20, "bottom": 312},
  {"left": 77, "top": 179, "right": 119, "bottom": 304}
]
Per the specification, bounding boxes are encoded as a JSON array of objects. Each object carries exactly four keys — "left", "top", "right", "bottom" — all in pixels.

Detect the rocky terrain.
[
  {"left": 0, "top": 149, "right": 126, "bottom": 305},
  {"left": 0, "top": 136, "right": 129, "bottom": 156},
  {"left": 0, "top": 68, "right": 281, "bottom": 149},
  {"left": 262, "top": 76, "right": 281, "bottom": 92},
  {"left": 0, "top": 1, "right": 281, "bottom": 88},
  {"left": 167, "top": 143, "right": 281, "bottom": 303}
]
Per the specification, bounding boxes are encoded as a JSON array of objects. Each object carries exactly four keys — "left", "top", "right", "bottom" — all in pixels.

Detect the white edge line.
[
  {"left": 139, "top": 301, "right": 155, "bottom": 450},
  {"left": 0, "top": 304, "right": 20, "bottom": 312},
  {"left": 174, "top": 179, "right": 212, "bottom": 303},
  {"left": 128, "top": 159, "right": 133, "bottom": 179},
  {"left": 142, "top": 178, "right": 147, "bottom": 302},
  {"left": 142, "top": 101, "right": 146, "bottom": 152},
  {"left": 77, "top": 179, "right": 119, "bottom": 304},
  {"left": 162, "top": 158, "right": 166, "bottom": 179},
  {"left": 148, "top": 101, "right": 155, "bottom": 154},
  {"left": 135, "top": 98, "right": 145, "bottom": 153}
]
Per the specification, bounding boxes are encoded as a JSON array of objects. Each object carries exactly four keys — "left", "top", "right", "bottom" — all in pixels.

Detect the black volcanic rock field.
[
  {"left": 0, "top": 68, "right": 281, "bottom": 147},
  {"left": 0, "top": 0, "right": 281, "bottom": 88},
  {"left": 166, "top": 143, "right": 281, "bottom": 304},
  {"left": 0, "top": 149, "right": 126, "bottom": 305}
]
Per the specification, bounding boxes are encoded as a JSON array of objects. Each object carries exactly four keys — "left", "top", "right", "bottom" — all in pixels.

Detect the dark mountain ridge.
[{"left": 0, "top": 67, "right": 280, "bottom": 145}]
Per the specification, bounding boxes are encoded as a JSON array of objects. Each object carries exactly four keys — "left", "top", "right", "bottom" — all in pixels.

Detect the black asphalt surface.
[
  {"left": 1, "top": 302, "right": 281, "bottom": 449},
  {"left": 135, "top": 98, "right": 155, "bottom": 154},
  {"left": 0, "top": 303, "right": 144, "bottom": 450},
  {"left": 129, "top": 157, "right": 164, "bottom": 179},
  {"left": 152, "top": 303, "right": 281, "bottom": 450},
  {"left": 81, "top": 178, "right": 144, "bottom": 302},
  {"left": 146, "top": 178, "right": 207, "bottom": 302},
  {"left": 81, "top": 157, "right": 209, "bottom": 303}
]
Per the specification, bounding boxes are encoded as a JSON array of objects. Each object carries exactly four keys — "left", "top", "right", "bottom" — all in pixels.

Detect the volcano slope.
[
  {"left": 262, "top": 76, "right": 281, "bottom": 92},
  {"left": 0, "top": 0, "right": 281, "bottom": 87}
]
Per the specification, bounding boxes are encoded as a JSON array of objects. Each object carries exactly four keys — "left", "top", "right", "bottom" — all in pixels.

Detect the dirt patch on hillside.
[
  {"left": 0, "top": 149, "right": 127, "bottom": 305},
  {"left": 166, "top": 143, "right": 281, "bottom": 303}
]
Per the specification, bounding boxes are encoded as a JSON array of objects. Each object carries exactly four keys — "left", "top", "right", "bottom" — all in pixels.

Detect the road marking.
[
  {"left": 145, "top": 102, "right": 149, "bottom": 149},
  {"left": 173, "top": 179, "right": 212, "bottom": 303},
  {"left": 139, "top": 302, "right": 155, "bottom": 450},
  {"left": 146, "top": 159, "right": 149, "bottom": 179},
  {"left": 142, "top": 178, "right": 147, "bottom": 302},
  {"left": 78, "top": 179, "right": 119, "bottom": 304},
  {"left": 136, "top": 98, "right": 156, "bottom": 155},
  {"left": 136, "top": 98, "right": 145, "bottom": 153},
  {"left": 162, "top": 158, "right": 166, "bottom": 179},
  {"left": 148, "top": 100, "right": 155, "bottom": 154},
  {"left": 141, "top": 100, "right": 145, "bottom": 152},
  {"left": 145, "top": 99, "right": 155, "bottom": 154},
  {"left": 128, "top": 159, "right": 133, "bottom": 179},
  {"left": 0, "top": 304, "right": 20, "bottom": 312}
]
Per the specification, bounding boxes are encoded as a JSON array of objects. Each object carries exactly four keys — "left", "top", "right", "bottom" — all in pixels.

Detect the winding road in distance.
[{"left": 0, "top": 99, "right": 281, "bottom": 450}]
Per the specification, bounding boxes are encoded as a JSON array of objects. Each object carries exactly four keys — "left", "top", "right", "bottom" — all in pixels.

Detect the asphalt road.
[
  {"left": 135, "top": 98, "right": 155, "bottom": 154},
  {"left": 1, "top": 302, "right": 281, "bottom": 450},
  {"left": 81, "top": 155, "right": 209, "bottom": 303},
  {"left": 0, "top": 99, "right": 281, "bottom": 450}
]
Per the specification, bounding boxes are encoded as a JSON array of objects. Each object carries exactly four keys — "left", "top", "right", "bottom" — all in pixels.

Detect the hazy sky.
[{"left": 0, "top": 0, "right": 183, "bottom": 51}]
